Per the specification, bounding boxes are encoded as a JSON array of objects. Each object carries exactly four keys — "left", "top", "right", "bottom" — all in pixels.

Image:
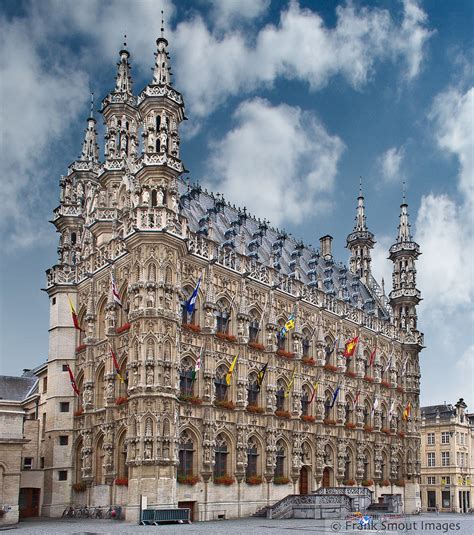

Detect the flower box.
[
  {"left": 182, "top": 323, "right": 201, "bottom": 333},
  {"left": 246, "top": 475, "right": 263, "bottom": 485},
  {"left": 394, "top": 479, "right": 405, "bottom": 487},
  {"left": 214, "top": 475, "right": 235, "bottom": 485},
  {"left": 179, "top": 394, "right": 203, "bottom": 405},
  {"left": 214, "top": 399, "right": 236, "bottom": 410},
  {"left": 345, "top": 371, "right": 357, "bottom": 378},
  {"left": 275, "top": 410, "right": 291, "bottom": 419},
  {"left": 246, "top": 404, "right": 265, "bottom": 414},
  {"left": 273, "top": 476, "right": 290, "bottom": 485},
  {"left": 324, "top": 364, "right": 338, "bottom": 372},
  {"left": 364, "top": 376, "right": 374, "bottom": 383},
  {"left": 302, "top": 358, "right": 316, "bottom": 366},
  {"left": 345, "top": 422, "right": 357, "bottom": 430},
  {"left": 72, "top": 482, "right": 87, "bottom": 492},
  {"left": 381, "top": 479, "right": 390, "bottom": 487},
  {"left": 364, "top": 425, "right": 373, "bottom": 432},
  {"left": 276, "top": 349, "right": 295, "bottom": 359},
  {"left": 381, "top": 381, "right": 391, "bottom": 388},
  {"left": 324, "top": 418, "right": 336, "bottom": 425},
  {"left": 362, "top": 479, "right": 374, "bottom": 487},
  {"left": 115, "top": 396, "right": 128, "bottom": 406},
  {"left": 342, "top": 479, "right": 356, "bottom": 486},
  {"left": 248, "top": 342, "right": 265, "bottom": 351},
  {"left": 177, "top": 474, "right": 200, "bottom": 486},
  {"left": 398, "top": 431, "right": 406, "bottom": 438},
  {"left": 74, "top": 408, "right": 84, "bottom": 417},
  {"left": 382, "top": 428, "right": 391, "bottom": 435},
  {"left": 301, "top": 415, "right": 315, "bottom": 422},
  {"left": 115, "top": 478, "right": 128, "bottom": 486},
  {"left": 76, "top": 344, "right": 87, "bottom": 353},
  {"left": 216, "top": 332, "right": 237, "bottom": 342},
  {"left": 116, "top": 322, "right": 131, "bottom": 334}
]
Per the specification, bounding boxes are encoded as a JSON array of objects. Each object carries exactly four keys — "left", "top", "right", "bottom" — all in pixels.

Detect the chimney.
[{"left": 320, "top": 235, "right": 333, "bottom": 260}]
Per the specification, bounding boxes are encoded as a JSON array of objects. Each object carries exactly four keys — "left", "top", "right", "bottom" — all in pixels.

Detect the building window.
[
  {"left": 23, "top": 457, "right": 33, "bottom": 470},
  {"left": 427, "top": 476, "right": 436, "bottom": 485},
  {"left": 441, "top": 432, "right": 450, "bottom": 444},
  {"left": 58, "top": 470, "right": 68, "bottom": 481},
  {"left": 275, "top": 382, "right": 285, "bottom": 412},
  {"left": 301, "top": 390, "right": 309, "bottom": 416},
  {"left": 42, "top": 412, "right": 46, "bottom": 438},
  {"left": 179, "top": 358, "right": 194, "bottom": 397},
  {"left": 442, "top": 491, "right": 451, "bottom": 509},
  {"left": 302, "top": 336, "right": 311, "bottom": 358},
  {"left": 246, "top": 438, "right": 258, "bottom": 479},
  {"left": 178, "top": 432, "right": 194, "bottom": 478},
  {"left": 42, "top": 377, "right": 48, "bottom": 393},
  {"left": 40, "top": 457, "right": 44, "bottom": 469},
  {"left": 216, "top": 300, "right": 231, "bottom": 334},
  {"left": 214, "top": 366, "right": 228, "bottom": 402},
  {"left": 59, "top": 435, "right": 69, "bottom": 446},
  {"left": 441, "top": 452, "right": 450, "bottom": 467},
  {"left": 427, "top": 433, "right": 435, "bottom": 445},
  {"left": 275, "top": 441, "right": 285, "bottom": 479},
  {"left": 59, "top": 402, "right": 70, "bottom": 412},
  {"left": 214, "top": 435, "right": 228, "bottom": 479},
  {"left": 427, "top": 453, "right": 435, "bottom": 467},
  {"left": 248, "top": 314, "right": 260, "bottom": 343},
  {"left": 52, "top": 297, "right": 56, "bottom": 305},
  {"left": 62, "top": 364, "right": 69, "bottom": 372},
  {"left": 445, "top": 476, "right": 451, "bottom": 485},
  {"left": 181, "top": 302, "right": 196, "bottom": 326},
  {"left": 427, "top": 491, "right": 436, "bottom": 509},
  {"left": 247, "top": 375, "right": 259, "bottom": 407}
]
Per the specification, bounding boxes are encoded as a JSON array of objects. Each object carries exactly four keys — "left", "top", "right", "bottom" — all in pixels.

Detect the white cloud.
[
  {"left": 205, "top": 98, "right": 344, "bottom": 226},
  {"left": 378, "top": 146, "right": 405, "bottom": 184},
  {"left": 205, "top": 0, "right": 270, "bottom": 30},
  {"left": 371, "top": 235, "right": 393, "bottom": 294},
  {"left": 173, "top": 0, "right": 433, "bottom": 119}
]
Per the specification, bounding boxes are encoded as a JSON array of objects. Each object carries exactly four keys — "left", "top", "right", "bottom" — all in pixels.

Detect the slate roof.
[
  {"left": 0, "top": 376, "right": 38, "bottom": 402},
  {"left": 421, "top": 404, "right": 456, "bottom": 421},
  {"left": 178, "top": 181, "right": 390, "bottom": 320}
]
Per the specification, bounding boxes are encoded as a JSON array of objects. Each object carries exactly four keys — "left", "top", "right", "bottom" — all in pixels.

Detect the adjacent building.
[{"left": 420, "top": 399, "right": 473, "bottom": 513}]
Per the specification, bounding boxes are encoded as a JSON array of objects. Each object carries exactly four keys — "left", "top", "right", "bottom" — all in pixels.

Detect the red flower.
[
  {"left": 115, "top": 478, "right": 128, "bottom": 486},
  {"left": 182, "top": 323, "right": 201, "bottom": 333},
  {"left": 275, "top": 410, "right": 291, "bottom": 419},
  {"left": 246, "top": 475, "right": 263, "bottom": 485},
  {"left": 214, "top": 400, "right": 236, "bottom": 410},
  {"left": 301, "top": 415, "right": 315, "bottom": 422},
  {"left": 276, "top": 349, "right": 295, "bottom": 359},
  {"left": 248, "top": 342, "right": 265, "bottom": 351},
  {"left": 246, "top": 405, "right": 265, "bottom": 414},
  {"left": 115, "top": 396, "right": 128, "bottom": 406},
  {"left": 214, "top": 475, "right": 235, "bottom": 485}
]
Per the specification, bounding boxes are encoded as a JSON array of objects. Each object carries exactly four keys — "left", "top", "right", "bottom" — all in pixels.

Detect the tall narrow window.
[
  {"left": 180, "top": 358, "right": 194, "bottom": 397},
  {"left": 275, "top": 441, "right": 285, "bottom": 478},
  {"left": 246, "top": 438, "right": 258, "bottom": 479},
  {"left": 247, "top": 374, "right": 259, "bottom": 407},
  {"left": 249, "top": 314, "right": 260, "bottom": 343},
  {"left": 216, "top": 300, "right": 230, "bottom": 334},
  {"left": 214, "top": 366, "right": 228, "bottom": 402},
  {"left": 301, "top": 390, "right": 310, "bottom": 416},
  {"left": 178, "top": 432, "right": 194, "bottom": 478},
  {"left": 214, "top": 435, "right": 228, "bottom": 478},
  {"left": 276, "top": 381, "right": 285, "bottom": 411}
]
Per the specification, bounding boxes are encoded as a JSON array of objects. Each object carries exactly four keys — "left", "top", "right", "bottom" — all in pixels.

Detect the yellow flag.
[
  {"left": 225, "top": 355, "right": 238, "bottom": 385},
  {"left": 284, "top": 369, "right": 296, "bottom": 398}
]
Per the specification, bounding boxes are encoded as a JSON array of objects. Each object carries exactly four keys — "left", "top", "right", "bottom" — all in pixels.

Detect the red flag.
[
  {"left": 309, "top": 380, "right": 319, "bottom": 403},
  {"left": 110, "top": 346, "right": 124, "bottom": 383},
  {"left": 66, "top": 364, "right": 80, "bottom": 396},
  {"left": 369, "top": 346, "right": 377, "bottom": 367},
  {"left": 343, "top": 336, "right": 359, "bottom": 357},
  {"left": 68, "top": 296, "right": 84, "bottom": 332},
  {"left": 354, "top": 390, "right": 361, "bottom": 406}
]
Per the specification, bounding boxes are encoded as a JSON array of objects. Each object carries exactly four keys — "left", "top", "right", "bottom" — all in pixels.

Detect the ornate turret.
[
  {"left": 81, "top": 94, "right": 99, "bottom": 162},
  {"left": 102, "top": 37, "right": 139, "bottom": 161},
  {"left": 389, "top": 187, "right": 421, "bottom": 333},
  {"left": 346, "top": 179, "right": 375, "bottom": 284}
]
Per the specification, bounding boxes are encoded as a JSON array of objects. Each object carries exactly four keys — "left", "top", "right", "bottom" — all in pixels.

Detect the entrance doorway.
[
  {"left": 299, "top": 466, "right": 309, "bottom": 495},
  {"left": 178, "top": 501, "right": 195, "bottom": 522},
  {"left": 322, "top": 467, "right": 332, "bottom": 488},
  {"left": 19, "top": 488, "right": 40, "bottom": 518}
]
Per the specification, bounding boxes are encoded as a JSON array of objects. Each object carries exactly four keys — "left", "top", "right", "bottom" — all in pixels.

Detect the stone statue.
[
  {"left": 146, "top": 288, "right": 155, "bottom": 308},
  {"left": 142, "top": 189, "right": 150, "bottom": 205},
  {"left": 156, "top": 189, "right": 164, "bottom": 205},
  {"left": 106, "top": 380, "right": 114, "bottom": 400},
  {"left": 146, "top": 366, "right": 154, "bottom": 386},
  {"left": 144, "top": 441, "right": 152, "bottom": 460},
  {"left": 120, "top": 133, "right": 127, "bottom": 154}
]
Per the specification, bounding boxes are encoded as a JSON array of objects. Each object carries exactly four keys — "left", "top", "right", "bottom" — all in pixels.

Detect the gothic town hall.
[{"left": 42, "top": 31, "right": 423, "bottom": 521}]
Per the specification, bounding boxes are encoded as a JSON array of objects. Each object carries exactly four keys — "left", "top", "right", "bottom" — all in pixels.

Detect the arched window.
[
  {"left": 71, "top": 232, "right": 77, "bottom": 245},
  {"left": 156, "top": 139, "right": 161, "bottom": 152},
  {"left": 116, "top": 431, "right": 128, "bottom": 480},
  {"left": 95, "top": 435, "right": 104, "bottom": 485},
  {"left": 277, "top": 319, "right": 287, "bottom": 350},
  {"left": 181, "top": 287, "right": 197, "bottom": 325},
  {"left": 178, "top": 431, "right": 195, "bottom": 478},
  {"left": 345, "top": 398, "right": 353, "bottom": 424},
  {"left": 118, "top": 357, "right": 127, "bottom": 398},
  {"left": 324, "top": 391, "right": 333, "bottom": 420},
  {"left": 214, "top": 435, "right": 228, "bottom": 478},
  {"left": 301, "top": 386, "right": 310, "bottom": 416},
  {"left": 276, "top": 380, "right": 286, "bottom": 412},
  {"left": 180, "top": 358, "right": 195, "bottom": 397},
  {"left": 363, "top": 452, "right": 370, "bottom": 480},
  {"left": 248, "top": 310, "right": 260, "bottom": 343},
  {"left": 246, "top": 437, "right": 259, "bottom": 479},
  {"left": 381, "top": 407, "right": 388, "bottom": 429},
  {"left": 247, "top": 373, "right": 259, "bottom": 407},
  {"left": 325, "top": 336, "right": 335, "bottom": 365},
  {"left": 275, "top": 440, "right": 286, "bottom": 478},
  {"left": 364, "top": 402, "right": 371, "bottom": 426},
  {"left": 156, "top": 115, "right": 161, "bottom": 131},
  {"left": 216, "top": 299, "right": 231, "bottom": 334},
  {"left": 95, "top": 366, "right": 105, "bottom": 409},
  {"left": 302, "top": 329, "right": 311, "bottom": 358},
  {"left": 214, "top": 365, "right": 228, "bottom": 402}
]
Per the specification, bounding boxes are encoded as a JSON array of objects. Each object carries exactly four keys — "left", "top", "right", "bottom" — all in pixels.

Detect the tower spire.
[
  {"left": 354, "top": 176, "right": 367, "bottom": 232},
  {"left": 153, "top": 11, "right": 171, "bottom": 86},
  {"left": 115, "top": 35, "right": 133, "bottom": 94},
  {"left": 397, "top": 182, "right": 412, "bottom": 243},
  {"left": 81, "top": 92, "right": 99, "bottom": 162}
]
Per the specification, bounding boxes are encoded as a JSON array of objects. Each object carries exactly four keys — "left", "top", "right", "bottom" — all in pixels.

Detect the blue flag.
[
  {"left": 185, "top": 276, "right": 202, "bottom": 314},
  {"left": 329, "top": 385, "right": 340, "bottom": 408}
]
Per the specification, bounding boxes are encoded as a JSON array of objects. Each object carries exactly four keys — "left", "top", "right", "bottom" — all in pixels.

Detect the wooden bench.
[{"left": 139, "top": 507, "right": 191, "bottom": 525}]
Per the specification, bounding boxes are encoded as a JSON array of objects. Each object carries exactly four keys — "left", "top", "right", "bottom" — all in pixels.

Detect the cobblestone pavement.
[{"left": 6, "top": 513, "right": 474, "bottom": 535}]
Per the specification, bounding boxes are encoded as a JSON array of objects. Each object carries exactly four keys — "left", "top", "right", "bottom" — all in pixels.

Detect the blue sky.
[{"left": 0, "top": 0, "right": 472, "bottom": 407}]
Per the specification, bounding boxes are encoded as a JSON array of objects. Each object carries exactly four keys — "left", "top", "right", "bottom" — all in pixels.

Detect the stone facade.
[
  {"left": 420, "top": 399, "right": 473, "bottom": 512},
  {"left": 39, "top": 32, "right": 424, "bottom": 522}
]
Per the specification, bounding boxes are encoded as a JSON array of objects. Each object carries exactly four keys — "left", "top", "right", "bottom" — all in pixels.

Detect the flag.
[
  {"left": 225, "top": 355, "right": 238, "bottom": 385},
  {"left": 371, "top": 396, "right": 379, "bottom": 416},
  {"left": 110, "top": 346, "right": 124, "bottom": 383},
  {"left": 384, "top": 354, "right": 393, "bottom": 373},
  {"left": 402, "top": 355, "right": 409, "bottom": 374},
  {"left": 309, "top": 380, "right": 319, "bottom": 403},
  {"left": 403, "top": 401, "right": 411, "bottom": 421},
  {"left": 66, "top": 364, "right": 80, "bottom": 396},
  {"left": 329, "top": 385, "right": 340, "bottom": 408},
  {"left": 389, "top": 400, "right": 395, "bottom": 421},
  {"left": 369, "top": 346, "right": 377, "bottom": 367},
  {"left": 191, "top": 347, "right": 203, "bottom": 382},
  {"left": 354, "top": 389, "right": 361, "bottom": 406},
  {"left": 325, "top": 337, "right": 338, "bottom": 359},
  {"left": 68, "top": 296, "right": 84, "bottom": 332},
  {"left": 343, "top": 336, "right": 359, "bottom": 357},
  {"left": 279, "top": 313, "right": 295, "bottom": 340},
  {"left": 185, "top": 276, "right": 202, "bottom": 315},
  {"left": 256, "top": 362, "right": 268, "bottom": 392},
  {"left": 284, "top": 369, "right": 296, "bottom": 398},
  {"left": 111, "top": 272, "right": 122, "bottom": 307}
]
